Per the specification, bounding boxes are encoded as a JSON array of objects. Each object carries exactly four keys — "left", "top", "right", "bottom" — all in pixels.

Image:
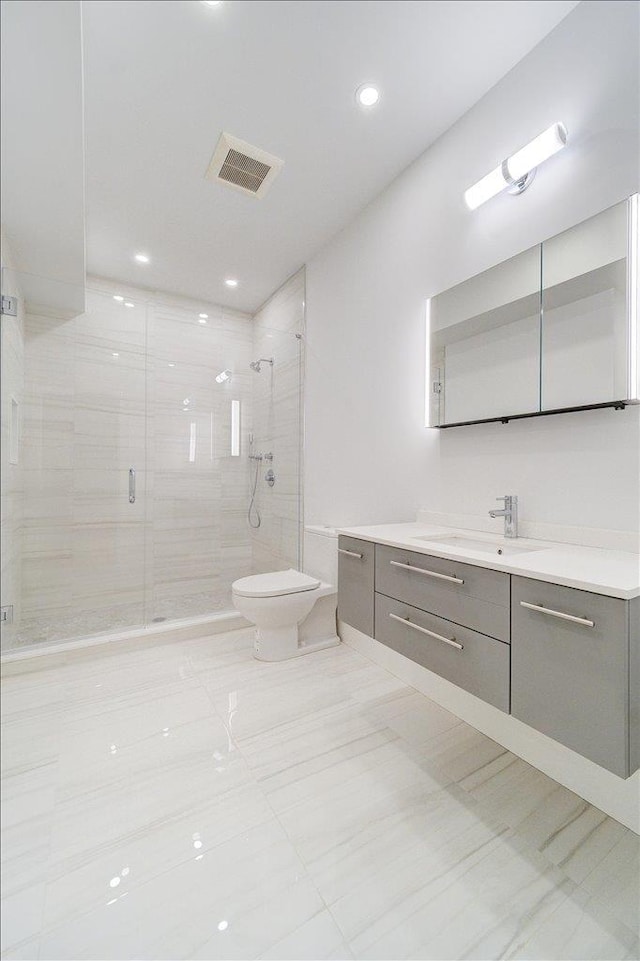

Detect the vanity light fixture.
[
  {"left": 464, "top": 122, "right": 568, "bottom": 210},
  {"left": 356, "top": 83, "right": 380, "bottom": 108},
  {"left": 215, "top": 369, "right": 232, "bottom": 383}
]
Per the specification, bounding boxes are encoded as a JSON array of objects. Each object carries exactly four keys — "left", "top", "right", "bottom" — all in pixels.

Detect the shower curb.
[{"left": 0, "top": 611, "right": 251, "bottom": 675}]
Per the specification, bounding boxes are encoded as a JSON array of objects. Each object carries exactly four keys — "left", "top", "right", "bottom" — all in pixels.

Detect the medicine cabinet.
[{"left": 427, "top": 195, "right": 639, "bottom": 428}]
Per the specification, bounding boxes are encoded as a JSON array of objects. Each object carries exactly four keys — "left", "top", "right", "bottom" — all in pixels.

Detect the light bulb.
[
  {"left": 356, "top": 84, "right": 380, "bottom": 107},
  {"left": 506, "top": 122, "right": 567, "bottom": 182}
]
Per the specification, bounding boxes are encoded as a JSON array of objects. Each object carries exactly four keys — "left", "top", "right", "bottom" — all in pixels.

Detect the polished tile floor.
[{"left": 1, "top": 628, "right": 638, "bottom": 961}]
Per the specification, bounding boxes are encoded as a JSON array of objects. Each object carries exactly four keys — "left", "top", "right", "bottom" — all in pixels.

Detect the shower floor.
[
  {"left": 1, "top": 628, "right": 638, "bottom": 959},
  {"left": 11, "top": 591, "right": 234, "bottom": 649}
]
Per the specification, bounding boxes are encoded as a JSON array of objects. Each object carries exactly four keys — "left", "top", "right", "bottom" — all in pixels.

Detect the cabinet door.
[
  {"left": 337, "top": 536, "right": 375, "bottom": 636},
  {"left": 512, "top": 576, "right": 630, "bottom": 776},
  {"left": 429, "top": 245, "right": 541, "bottom": 426},
  {"left": 541, "top": 200, "right": 629, "bottom": 410}
]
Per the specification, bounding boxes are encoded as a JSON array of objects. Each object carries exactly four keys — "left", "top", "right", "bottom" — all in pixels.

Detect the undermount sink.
[{"left": 413, "top": 534, "right": 548, "bottom": 557}]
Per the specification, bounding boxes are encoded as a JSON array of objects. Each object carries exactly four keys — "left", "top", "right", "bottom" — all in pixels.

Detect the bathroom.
[{"left": 1, "top": 0, "right": 638, "bottom": 958}]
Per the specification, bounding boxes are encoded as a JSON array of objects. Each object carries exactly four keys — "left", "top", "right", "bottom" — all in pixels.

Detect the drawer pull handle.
[
  {"left": 389, "top": 612, "right": 464, "bottom": 651},
  {"left": 339, "top": 548, "right": 364, "bottom": 560},
  {"left": 519, "top": 601, "right": 595, "bottom": 629},
  {"left": 389, "top": 560, "right": 464, "bottom": 585}
]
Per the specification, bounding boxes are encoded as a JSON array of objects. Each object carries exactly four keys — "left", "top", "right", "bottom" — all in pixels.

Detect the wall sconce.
[
  {"left": 464, "top": 122, "right": 567, "bottom": 210},
  {"left": 215, "top": 369, "right": 232, "bottom": 383}
]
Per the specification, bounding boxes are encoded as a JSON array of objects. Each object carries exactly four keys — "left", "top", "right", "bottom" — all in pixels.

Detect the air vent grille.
[
  {"left": 205, "top": 132, "right": 284, "bottom": 199},
  {"left": 218, "top": 149, "right": 272, "bottom": 193}
]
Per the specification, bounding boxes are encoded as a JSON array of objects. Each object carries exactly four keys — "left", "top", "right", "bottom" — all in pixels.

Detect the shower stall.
[{"left": 0, "top": 265, "right": 305, "bottom": 653}]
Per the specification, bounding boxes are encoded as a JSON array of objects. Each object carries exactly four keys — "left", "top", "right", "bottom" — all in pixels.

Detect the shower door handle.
[{"left": 129, "top": 468, "right": 136, "bottom": 504}]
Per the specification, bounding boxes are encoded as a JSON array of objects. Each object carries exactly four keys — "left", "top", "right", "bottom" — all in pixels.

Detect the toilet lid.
[{"left": 232, "top": 569, "right": 321, "bottom": 598}]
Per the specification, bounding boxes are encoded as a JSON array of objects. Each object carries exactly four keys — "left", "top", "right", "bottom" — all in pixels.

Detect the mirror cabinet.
[{"left": 428, "top": 195, "right": 639, "bottom": 428}]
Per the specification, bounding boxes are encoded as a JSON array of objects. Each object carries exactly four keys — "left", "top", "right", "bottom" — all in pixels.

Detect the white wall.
[
  {"left": 305, "top": 0, "right": 640, "bottom": 539},
  {"left": 1, "top": 1, "right": 85, "bottom": 317}
]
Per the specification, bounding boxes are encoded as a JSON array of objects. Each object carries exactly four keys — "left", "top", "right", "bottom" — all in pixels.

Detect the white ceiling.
[{"left": 12, "top": 0, "right": 581, "bottom": 315}]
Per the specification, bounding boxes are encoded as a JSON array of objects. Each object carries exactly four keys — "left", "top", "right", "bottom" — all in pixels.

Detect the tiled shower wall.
[
  {"left": 0, "top": 236, "right": 25, "bottom": 650},
  {"left": 250, "top": 269, "right": 304, "bottom": 574},
  {"left": 12, "top": 280, "right": 257, "bottom": 647}
]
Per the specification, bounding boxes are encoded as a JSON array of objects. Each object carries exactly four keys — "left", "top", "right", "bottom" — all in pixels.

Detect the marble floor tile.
[
  {"left": 43, "top": 782, "right": 274, "bottom": 931},
  {"left": 407, "top": 718, "right": 509, "bottom": 784},
  {"left": 0, "top": 884, "right": 46, "bottom": 956},
  {"left": 506, "top": 885, "right": 640, "bottom": 960},
  {"left": 2, "top": 627, "right": 639, "bottom": 961},
  {"left": 334, "top": 827, "right": 574, "bottom": 959},
  {"left": 362, "top": 688, "right": 463, "bottom": 745},
  {"left": 1, "top": 766, "right": 56, "bottom": 897},
  {"left": 40, "top": 820, "right": 324, "bottom": 961},
  {"left": 579, "top": 832, "right": 640, "bottom": 935},
  {"left": 258, "top": 909, "right": 348, "bottom": 960}
]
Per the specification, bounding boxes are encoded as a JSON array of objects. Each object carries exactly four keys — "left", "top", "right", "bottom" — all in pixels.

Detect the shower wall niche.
[{"left": 0, "top": 269, "right": 304, "bottom": 651}]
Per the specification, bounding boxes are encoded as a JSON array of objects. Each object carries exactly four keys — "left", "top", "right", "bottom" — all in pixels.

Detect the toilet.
[
  {"left": 232, "top": 569, "right": 339, "bottom": 661},
  {"left": 232, "top": 527, "right": 340, "bottom": 661}
]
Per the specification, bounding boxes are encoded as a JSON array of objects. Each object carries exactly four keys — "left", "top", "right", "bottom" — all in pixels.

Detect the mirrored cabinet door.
[
  {"left": 429, "top": 246, "right": 541, "bottom": 426},
  {"left": 541, "top": 200, "right": 629, "bottom": 411}
]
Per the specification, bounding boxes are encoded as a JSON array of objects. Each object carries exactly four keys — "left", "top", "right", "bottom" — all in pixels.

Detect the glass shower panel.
[
  {"left": 248, "top": 325, "right": 303, "bottom": 576},
  {"left": 3, "top": 275, "right": 147, "bottom": 648},
  {"left": 145, "top": 298, "right": 255, "bottom": 621}
]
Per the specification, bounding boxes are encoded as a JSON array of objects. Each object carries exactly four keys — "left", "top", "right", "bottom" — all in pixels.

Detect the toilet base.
[{"left": 253, "top": 629, "right": 340, "bottom": 662}]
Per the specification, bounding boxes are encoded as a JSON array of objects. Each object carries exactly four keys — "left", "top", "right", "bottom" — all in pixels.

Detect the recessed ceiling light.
[
  {"left": 224, "top": 278, "right": 238, "bottom": 288},
  {"left": 124, "top": 301, "right": 135, "bottom": 308},
  {"left": 201, "top": 1, "right": 222, "bottom": 7},
  {"left": 134, "top": 253, "right": 150, "bottom": 264},
  {"left": 168, "top": 363, "right": 176, "bottom": 368},
  {"left": 356, "top": 84, "right": 380, "bottom": 108},
  {"left": 113, "top": 295, "right": 124, "bottom": 302}
]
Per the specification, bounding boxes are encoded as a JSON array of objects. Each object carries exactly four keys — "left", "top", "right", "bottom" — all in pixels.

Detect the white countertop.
[{"left": 337, "top": 522, "right": 640, "bottom": 600}]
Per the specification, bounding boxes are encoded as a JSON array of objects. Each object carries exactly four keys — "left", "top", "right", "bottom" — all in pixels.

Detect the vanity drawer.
[
  {"left": 338, "top": 535, "right": 375, "bottom": 636},
  {"left": 375, "top": 544, "right": 510, "bottom": 642},
  {"left": 375, "top": 593, "right": 510, "bottom": 712},
  {"left": 512, "top": 576, "right": 633, "bottom": 777}
]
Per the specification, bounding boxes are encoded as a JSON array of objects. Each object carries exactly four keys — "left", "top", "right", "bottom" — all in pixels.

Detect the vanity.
[{"left": 337, "top": 524, "right": 640, "bottom": 779}]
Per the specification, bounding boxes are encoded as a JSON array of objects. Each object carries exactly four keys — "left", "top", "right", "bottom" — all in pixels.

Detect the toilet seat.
[{"left": 232, "top": 568, "right": 321, "bottom": 598}]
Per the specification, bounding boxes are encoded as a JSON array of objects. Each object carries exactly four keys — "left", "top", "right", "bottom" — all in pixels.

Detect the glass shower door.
[{"left": 8, "top": 275, "right": 147, "bottom": 647}]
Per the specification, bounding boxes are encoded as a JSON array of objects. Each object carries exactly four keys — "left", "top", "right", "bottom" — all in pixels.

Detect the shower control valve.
[{"left": 265, "top": 469, "right": 276, "bottom": 487}]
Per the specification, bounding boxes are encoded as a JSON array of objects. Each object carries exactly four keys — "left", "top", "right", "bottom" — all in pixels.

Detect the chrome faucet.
[{"left": 489, "top": 495, "right": 518, "bottom": 538}]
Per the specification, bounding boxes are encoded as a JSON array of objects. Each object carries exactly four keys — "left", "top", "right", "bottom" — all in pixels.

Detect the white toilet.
[{"left": 232, "top": 527, "right": 340, "bottom": 661}]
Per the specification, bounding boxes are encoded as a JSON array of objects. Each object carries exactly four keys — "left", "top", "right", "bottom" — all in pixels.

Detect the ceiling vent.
[{"left": 205, "top": 132, "right": 284, "bottom": 199}]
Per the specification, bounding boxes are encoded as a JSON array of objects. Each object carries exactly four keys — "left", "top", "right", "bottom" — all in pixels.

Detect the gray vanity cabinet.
[
  {"left": 337, "top": 536, "right": 375, "bottom": 636},
  {"left": 511, "top": 576, "right": 639, "bottom": 777}
]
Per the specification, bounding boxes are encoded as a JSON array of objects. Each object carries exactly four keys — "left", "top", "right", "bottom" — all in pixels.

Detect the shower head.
[{"left": 249, "top": 357, "right": 274, "bottom": 373}]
